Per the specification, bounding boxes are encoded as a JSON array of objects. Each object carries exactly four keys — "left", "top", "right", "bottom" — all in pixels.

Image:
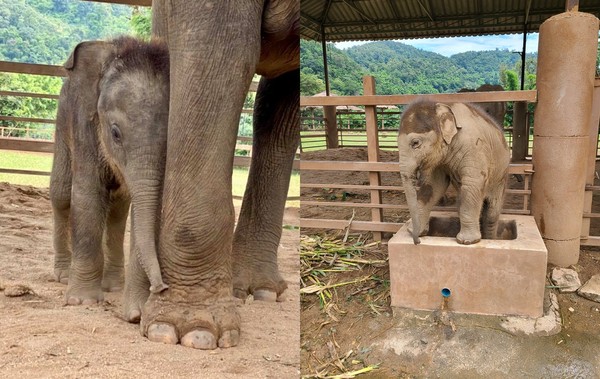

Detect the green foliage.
[
  {"left": 300, "top": 72, "right": 325, "bottom": 95},
  {"left": 0, "top": 0, "right": 132, "bottom": 65},
  {"left": 301, "top": 40, "right": 365, "bottom": 95},
  {"left": 131, "top": 6, "right": 151, "bottom": 40},
  {"left": 502, "top": 70, "right": 520, "bottom": 91},
  {"left": 0, "top": 73, "right": 62, "bottom": 139}
]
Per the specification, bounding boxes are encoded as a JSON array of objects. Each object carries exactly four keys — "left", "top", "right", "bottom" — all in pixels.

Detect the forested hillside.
[
  {"left": 0, "top": 0, "right": 138, "bottom": 65},
  {"left": 0, "top": 0, "right": 146, "bottom": 139},
  {"left": 300, "top": 40, "right": 537, "bottom": 96}
]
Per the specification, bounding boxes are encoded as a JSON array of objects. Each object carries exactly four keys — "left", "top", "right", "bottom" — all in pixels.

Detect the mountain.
[
  {"left": 300, "top": 40, "right": 537, "bottom": 96},
  {"left": 0, "top": 0, "right": 134, "bottom": 65}
]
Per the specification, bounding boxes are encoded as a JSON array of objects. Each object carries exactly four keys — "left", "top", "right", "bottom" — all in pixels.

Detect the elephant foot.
[
  {"left": 65, "top": 280, "right": 104, "bottom": 305},
  {"left": 123, "top": 287, "right": 150, "bottom": 323},
  {"left": 101, "top": 267, "right": 124, "bottom": 292},
  {"left": 141, "top": 289, "right": 241, "bottom": 349},
  {"left": 456, "top": 230, "right": 481, "bottom": 245},
  {"left": 54, "top": 268, "right": 70, "bottom": 285},
  {"left": 232, "top": 266, "right": 287, "bottom": 302}
]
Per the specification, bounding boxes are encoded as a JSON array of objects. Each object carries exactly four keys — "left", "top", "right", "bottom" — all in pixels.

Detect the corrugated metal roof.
[{"left": 301, "top": 0, "right": 600, "bottom": 41}]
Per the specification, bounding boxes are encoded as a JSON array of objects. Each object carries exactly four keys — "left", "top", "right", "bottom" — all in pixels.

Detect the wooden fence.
[{"left": 299, "top": 75, "right": 600, "bottom": 245}]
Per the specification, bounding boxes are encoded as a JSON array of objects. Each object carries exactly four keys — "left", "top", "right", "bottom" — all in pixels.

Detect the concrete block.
[
  {"left": 388, "top": 213, "right": 548, "bottom": 318},
  {"left": 500, "top": 291, "right": 561, "bottom": 337},
  {"left": 577, "top": 274, "right": 600, "bottom": 303},
  {"left": 550, "top": 267, "right": 581, "bottom": 293}
]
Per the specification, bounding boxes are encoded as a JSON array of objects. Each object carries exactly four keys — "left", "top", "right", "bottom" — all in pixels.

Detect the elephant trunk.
[
  {"left": 130, "top": 177, "right": 168, "bottom": 294},
  {"left": 401, "top": 171, "right": 421, "bottom": 245}
]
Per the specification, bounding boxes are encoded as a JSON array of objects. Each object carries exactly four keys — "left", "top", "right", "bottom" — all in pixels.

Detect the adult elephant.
[
  {"left": 133, "top": 1, "right": 300, "bottom": 349},
  {"left": 458, "top": 84, "right": 506, "bottom": 126}
]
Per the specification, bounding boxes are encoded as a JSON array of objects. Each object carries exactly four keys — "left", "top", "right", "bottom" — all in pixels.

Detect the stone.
[
  {"left": 500, "top": 292, "right": 562, "bottom": 337},
  {"left": 388, "top": 213, "right": 548, "bottom": 318},
  {"left": 577, "top": 274, "right": 600, "bottom": 303},
  {"left": 3, "top": 284, "right": 34, "bottom": 297},
  {"left": 550, "top": 267, "right": 581, "bottom": 293}
]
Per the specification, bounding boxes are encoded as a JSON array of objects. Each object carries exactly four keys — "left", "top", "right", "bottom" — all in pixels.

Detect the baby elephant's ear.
[
  {"left": 435, "top": 103, "right": 460, "bottom": 145},
  {"left": 64, "top": 41, "right": 116, "bottom": 74},
  {"left": 61, "top": 41, "right": 118, "bottom": 130}
]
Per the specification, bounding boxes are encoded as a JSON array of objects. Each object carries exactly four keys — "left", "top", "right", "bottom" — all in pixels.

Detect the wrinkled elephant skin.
[{"left": 138, "top": 1, "right": 300, "bottom": 349}]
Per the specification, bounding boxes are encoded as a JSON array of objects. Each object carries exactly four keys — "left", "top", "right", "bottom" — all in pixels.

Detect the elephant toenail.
[
  {"left": 147, "top": 323, "right": 178, "bottom": 345},
  {"left": 181, "top": 330, "right": 217, "bottom": 350}
]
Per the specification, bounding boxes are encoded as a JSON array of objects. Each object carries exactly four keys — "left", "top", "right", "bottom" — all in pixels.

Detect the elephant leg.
[
  {"left": 123, "top": 214, "right": 151, "bottom": 323},
  {"left": 102, "top": 188, "right": 130, "bottom": 292},
  {"left": 141, "top": 0, "right": 263, "bottom": 349},
  {"left": 50, "top": 153, "right": 72, "bottom": 284},
  {"left": 232, "top": 69, "right": 299, "bottom": 302},
  {"left": 456, "top": 178, "right": 485, "bottom": 245},
  {"left": 65, "top": 171, "right": 109, "bottom": 305},
  {"left": 481, "top": 184, "right": 505, "bottom": 239},
  {"left": 414, "top": 169, "right": 450, "bottom": 236}
]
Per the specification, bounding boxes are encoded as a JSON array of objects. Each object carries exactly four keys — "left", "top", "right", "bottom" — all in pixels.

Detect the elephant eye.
[
  {"left": 410, "top": 138, "right": 422, "bottom": 149},
  {"left": 110, "top": 123, "right": 122, "bottom": 144}
]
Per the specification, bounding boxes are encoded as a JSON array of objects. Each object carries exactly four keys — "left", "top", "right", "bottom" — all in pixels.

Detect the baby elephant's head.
[
  {"left": 398, "top": 101, "right": 460, "bottom": 176},
  {"left": 96, "top": 37, "right": 170, "bottom": 185}
]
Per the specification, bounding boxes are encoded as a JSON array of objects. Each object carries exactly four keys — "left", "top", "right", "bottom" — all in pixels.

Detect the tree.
[
  {"left": 131, "top": 6, "right": 151, "bottom": 40},
  {"left": 300, "top": 71, "right": 325, "bottom": 96}
]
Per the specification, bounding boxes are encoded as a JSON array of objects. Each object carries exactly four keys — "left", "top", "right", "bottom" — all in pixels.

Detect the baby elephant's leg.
[
  {"left": 456, "top": 179, "right": 485, "bottom": 245},
  {"left": 103, "top": 189, "right": 130, "bottom": 292},
  {"left": 481, "top": 184, "right": 505, "bottom": 240}
]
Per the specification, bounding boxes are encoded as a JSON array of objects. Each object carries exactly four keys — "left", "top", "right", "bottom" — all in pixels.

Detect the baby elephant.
[
  {"left": 50, "top": 36, "right": 169, "bottom": 313},
  {"left": 398, "top": 100, "right": 510, "bottom": 245}
]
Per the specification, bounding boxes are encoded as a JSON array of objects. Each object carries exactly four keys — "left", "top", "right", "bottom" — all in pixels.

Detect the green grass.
[
  {"left": 0, "top": 149, "right": 300, "bottom": 206},
  {"left": 0, "top": 150, "right": 53, "bottom": 187}
]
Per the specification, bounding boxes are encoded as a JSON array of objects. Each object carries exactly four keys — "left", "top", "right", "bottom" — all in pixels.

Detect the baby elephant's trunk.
[
  {"left": 130, "top": 179, "right": 168, "bottom": 294},
  {"left": 401, "top": 173, "right": 421, "bottom": 245}
]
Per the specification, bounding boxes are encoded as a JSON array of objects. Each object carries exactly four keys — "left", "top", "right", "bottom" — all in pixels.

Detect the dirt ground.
[
  {"left": 0, "top": 182, "right": 300, "bottom": 378},
  {"left": 300, "top": 148, "right": 600, "bottom": 378}
]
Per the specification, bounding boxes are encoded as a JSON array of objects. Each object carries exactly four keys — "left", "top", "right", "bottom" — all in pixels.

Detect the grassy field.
[{"left": 0, "top": 150, "right": 299, "bottom": 206}]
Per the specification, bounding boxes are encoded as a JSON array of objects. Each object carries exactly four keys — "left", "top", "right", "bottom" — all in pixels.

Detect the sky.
[{"left": 334, "top": 34, "right": 540, "bottom": 57}]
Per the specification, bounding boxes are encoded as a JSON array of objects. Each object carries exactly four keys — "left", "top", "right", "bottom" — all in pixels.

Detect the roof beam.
[
  {"left": 417, "top": 0, "right": 434, "bottom": 22},
  {"left": 387, "top": 0, "right": 400, "bottom": 19},
  {"left": 320, "top": 7, "right": 574, "bottom": 28},
  {"left": 342, "top": 0, "right": 377, "bottom": 25},
  {"left": 321, "top": 0, "right": 334, "bottom": 23}
]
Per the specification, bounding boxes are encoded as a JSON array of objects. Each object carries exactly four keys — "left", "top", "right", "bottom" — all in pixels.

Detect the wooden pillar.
[
  {"left": 323, "top": 105, "right": 338, "bottom": 148},
  {"left": 363, "top": 76, "right": 383, "bottom": 241},
  {"left": 581, "top": 79, "right": 600, "bottom": 240},
  {"left": 512, "top": 101, "right": 528, "bottom": 161},
  {"left": 531, "top": 11, "right": 599, "bottom": 266}
]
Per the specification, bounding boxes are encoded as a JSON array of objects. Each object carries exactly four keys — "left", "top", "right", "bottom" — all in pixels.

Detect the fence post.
[
  {"left": 323, "top": 105, "right": 338, "bottom": 148},
  {"left": 364, "top": 76, "right": 383, "bottom": 240},
  {"left": 512, "top": 101, "right": 528, "bottom": 161},
  {"left": 581, "top": 79, "right": 600, "bottom": 240}
]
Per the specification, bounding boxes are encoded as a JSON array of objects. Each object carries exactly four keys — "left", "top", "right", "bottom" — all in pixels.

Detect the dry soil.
[{"left": 0, "top": 182, "right": 300, "bottom": 378}]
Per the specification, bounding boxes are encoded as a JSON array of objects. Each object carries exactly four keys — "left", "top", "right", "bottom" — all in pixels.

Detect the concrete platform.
[{"left": 389, "top": 213, "right": 548, "bottom": 317}]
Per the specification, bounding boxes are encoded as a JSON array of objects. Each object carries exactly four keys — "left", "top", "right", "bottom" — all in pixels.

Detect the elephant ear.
[
  {"left": 435, "top": 103, "right": 461, "bottom": 145},
  {"left": 63, "top": 41, "right": 117, "bottom": 123}
]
